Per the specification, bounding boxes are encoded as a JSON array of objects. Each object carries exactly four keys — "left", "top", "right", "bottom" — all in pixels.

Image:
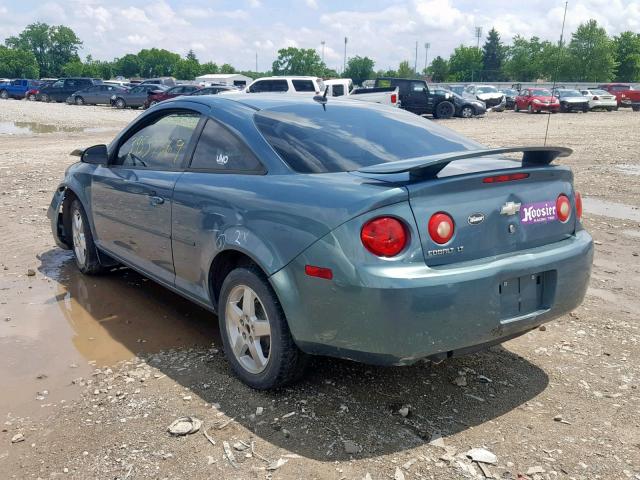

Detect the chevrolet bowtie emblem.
[{"left": 500, "top": 201, "right": 521, "bottom": 216}]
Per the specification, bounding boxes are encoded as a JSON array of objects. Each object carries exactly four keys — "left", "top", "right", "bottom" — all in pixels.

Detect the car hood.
[
  {"left": 476, "top": 92, "right": 503, "bottom": 100},
  {"left": 532, "top": 96, "right": 557, "bottom": 102}
]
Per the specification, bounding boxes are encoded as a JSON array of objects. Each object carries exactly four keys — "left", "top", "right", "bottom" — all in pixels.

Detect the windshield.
[
  {"left": 476, "top": 86, "right": 498, "bottom": 94},
  {"left": 560, "top": 90, "right": 582, "bottom": 97},
  {"left": 254, "top": 103, "right": 480, "bottom": 173},
  {"left": 590, "top": 89, "right": 609, "bottom": 95},
  {"left": 531, "top": 89, "right": 552, "bottom": 96}
]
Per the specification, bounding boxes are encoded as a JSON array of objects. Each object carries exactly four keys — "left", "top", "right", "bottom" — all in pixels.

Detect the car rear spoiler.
[{"left": 357, "top": 146, "right": 572, "bottom": 179}]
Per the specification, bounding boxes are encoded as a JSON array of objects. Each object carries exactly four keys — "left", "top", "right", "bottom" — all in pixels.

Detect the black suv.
[
  {"left": 374, "top": 78, "right": 455, "bottom": 118},
  {"left": 38, "top": 78, "right": 100, "bottom": 103}
]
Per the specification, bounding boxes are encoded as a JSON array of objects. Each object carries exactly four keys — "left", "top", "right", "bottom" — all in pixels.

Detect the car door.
[
  {"left": 402, "top": 81, "right": 427, "bottom": 113},
  {"left": 91, "top": 108, "right": 202, "bottom": 284},
  {"left": 171, "top": 117, "right": 266, "bottom": 303},
  {"left": 61, "top": 79, "right": 79, "bottom": 101},
  {"left": 83, "top": 85, "right": 100, "bottom": 104}
]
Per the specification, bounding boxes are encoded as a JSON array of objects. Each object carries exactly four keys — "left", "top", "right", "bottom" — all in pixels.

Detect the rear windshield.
[{"left": 254, "top": 103, "right": 480, "bottom": 173}]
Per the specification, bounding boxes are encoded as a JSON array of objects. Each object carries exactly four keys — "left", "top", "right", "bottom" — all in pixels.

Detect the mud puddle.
[
  {"left": 0, "top": 250, "right": 218, "bottom": 417},
  {"left": 583, "top": 197, "right": 640, "bottom": 222},
  {"left": 0, "top": 121, "right": 114, "bottom": 135}
]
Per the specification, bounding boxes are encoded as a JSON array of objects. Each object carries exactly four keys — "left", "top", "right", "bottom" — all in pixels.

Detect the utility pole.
[
  {"left": 343, "top": 37, "right": 348, "bottom": 73},
  {"left": 321, "top": 40, "right": 325, "bottom": 63},
  {"left": 414, "top": 41, "right": 418, "bottom": 74},
  {"left": 424, "top": 42, "right": 430, "bottom": 74},
  {"left": 475, "top": 27, "right": 482, "bottom": 49},
  {"left": 255, "top": 51, "right": 258, "bottom": 73}
]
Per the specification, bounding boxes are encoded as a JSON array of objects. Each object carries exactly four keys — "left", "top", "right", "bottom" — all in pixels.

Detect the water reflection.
[{"left": 0, "top": 121, "right": 115, "bottom": 135}]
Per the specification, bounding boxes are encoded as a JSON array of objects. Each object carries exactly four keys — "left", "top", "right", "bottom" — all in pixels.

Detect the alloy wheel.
[
  {"left": 72, "top": 209, "right": 87, "bottom": 267},
  {"left": 225, "top": 285, "right": 271, "bottom": 374},
  {"left": 461, "top": 106, "right": 473, "bottom": 118}
]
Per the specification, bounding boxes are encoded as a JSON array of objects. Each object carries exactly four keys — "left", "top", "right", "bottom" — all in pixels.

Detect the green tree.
[
  {"left": 186, "top": 49, "right": 198, "bottom": 62},
  {"left": 199, "top": 61, "right": 219, "bottom": 75},
  {"left": 448, "top": 45, "right": 482, "bottom": 82},
  {"left": 426, "top": 56, "right": 449, "bottom": 82},
  {"left": 503, "top": 36, "right": 545, "bottom": 81},
  {"left": 272, "top": 47, "right": 326, "bottom": 76},
  {"left": 175, "top": 58, "right": 201, "bottom": 80},
  {"left": 0, "top": 46, "right": 39, "bottom": 78},
  {"left": 481, "top": 27, "right": 506, "bottom": 81},
  {"left": 137, "top": 48, "right": 180, "bottom": 77},
  {"left": 5, "top": 22, "right": 82, "bottom": 77},
  {"left": 613, "top": 31, "right": 640, "bottom": 82},
  {"left": 397, "top": 60, "right": 414, "bottom": 78},
  {"left": 220, "top": 63, "right": 236, "bottom": 74},
  {"left": 114, "top": 54, "right": 141, "bottom": 78},
  {"left": 567, "top": 19, "right": 616, "bottom": 82},
  {"left": 343, "top": 55, "right": 375, "bottom": 84},
  {"left": 62, "top": 60, "right": 84, "bottom": 77}
]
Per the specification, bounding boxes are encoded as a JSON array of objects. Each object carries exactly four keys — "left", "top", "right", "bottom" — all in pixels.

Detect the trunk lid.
[{"left": 406, "top": 164, "right": 576, "bottom": 266}]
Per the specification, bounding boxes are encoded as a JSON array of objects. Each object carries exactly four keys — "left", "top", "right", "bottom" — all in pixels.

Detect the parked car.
[
  {"left": 374, "top": 77, "right": 455, "bottom": 118},
  {"left": 462, "top": 85, "right": 506, "bottom": 111},
  {"left": 514, "top": 88, "right": 560, "bottom": 113},
  {"left": 140, "top": 77, "right": 176, "bottom": 87},
  {"left": 110, "top": 84, "right": 168, "bottom": 109},
  {"left": 323, "top": 78, "right": 399, "bottom": 107},
  {"left": 38, "top": 78, "right": 100, "bottom": 103},
  {"left": 579, "top": 88, "right": 617, "bottom": 111},
  {"left": 47, "top": 94, "right": 593, "bottom": 389},
  {"left": 446, "top": 84, "right": 465, "bottom": 96},
  {"left": 499, "top": 88, "right": 519, "bottom": 109},
  {"left": 67, "top": 84, "right": 129, "bottom": 106},
  {"left": 144, "top": 84, "right": 201, "bottom": 108},
  {"left": 552, "top": 89, "right": 590, "bottom": 113},
  {"left": 0, "top": 79, "right": 41, "bottom": 100},
  {"left": 187, "top": 85, "right": 237, "bottom": 96},
  {"left": 245, "top": 76, "right": 325, "bottom": 94},
  {"left": 597, "top": 83, "right": 640, "bottom": 111},
  {"left": 433, "top": 87, "right": 486, "bottom": 118},
  {"left": 25, "top": 80, "right": 56, "bottom": 101}
]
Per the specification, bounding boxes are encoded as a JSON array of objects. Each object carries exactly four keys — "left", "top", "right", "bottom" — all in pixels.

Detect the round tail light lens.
[
  {"left": 360, "top": 217, "right": 408, "bottom": 257},
  {"left": 556, "top": 194, "right": 571, "bottom": 223},
  {"left": 575, "top": 192, "right": 582, "bottom": 221},
  {"left": 428, "top": 212, "right": 455, "bottom": 244}
]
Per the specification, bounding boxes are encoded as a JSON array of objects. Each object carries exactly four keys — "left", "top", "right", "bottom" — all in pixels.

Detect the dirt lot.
[{"left": 0, "top": 100, "right": 639, "bottom": 480}]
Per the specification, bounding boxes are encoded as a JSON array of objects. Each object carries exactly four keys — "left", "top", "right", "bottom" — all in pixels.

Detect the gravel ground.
[{"left": 0, "top": 100, "right": 639, "bottom": 480}]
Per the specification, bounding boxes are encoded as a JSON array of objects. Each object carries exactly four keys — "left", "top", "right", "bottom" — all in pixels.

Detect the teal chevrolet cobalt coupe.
[{"left": 48, "top": 94, "right": 593, "bottom": 389}]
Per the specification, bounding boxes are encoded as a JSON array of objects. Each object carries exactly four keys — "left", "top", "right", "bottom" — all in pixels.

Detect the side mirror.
[{"left": 81, "top": 144, "right": 108, "bottom": 165}]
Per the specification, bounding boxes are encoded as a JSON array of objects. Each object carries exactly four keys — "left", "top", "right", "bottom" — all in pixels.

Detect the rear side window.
[
  {"left": 292, "top": 80, "right": 315, "bottom": 92},
  {"left": 190, "top": 120, "right": 263, "bottom": 173},
  {"left": 254, "top": 103, "right": 479, "bottom": 173},
  {"left": 115, "top": 112, "right": 200, "bottom": 170},
  {"left": 250, "top": 80, "right": 288, "bottom": 93},
  {"left": 332, "top": 84, "right": 345, "bottom": 97}
]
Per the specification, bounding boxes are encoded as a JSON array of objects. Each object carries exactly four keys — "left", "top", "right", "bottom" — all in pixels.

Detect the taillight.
[
  {"left": 428, "top": 212, "right": 455, "bottom": 244},
  {"left": 483, "top": 172, "right": 529, "bottom": 183},
  {"left": 575, "top": 192, "right": 582, "bottom": 221},
  {"left": 360, "top": 217, "right": 407, "bottom": 257},
  {"left": 391, "top": 93, "right": 397, "bottom": 104},
  {"left": 556, "top": 194, "right": 571, "bottom": 223}
]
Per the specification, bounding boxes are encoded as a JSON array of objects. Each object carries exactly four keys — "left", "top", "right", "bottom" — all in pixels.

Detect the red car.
[
  {"left": 597, "top": 83, "right": 640, "bottom": 111},
  {"left": 144, "top": 84, "right": 201, "bottom": 108},
  {"left": 514, "top": 88, "right": 560, "bottom": 113}
]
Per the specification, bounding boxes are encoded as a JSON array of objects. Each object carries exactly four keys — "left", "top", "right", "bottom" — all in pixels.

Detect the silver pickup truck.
[{"left": 324, "top": 79, "right": 399, "bottom": 107}]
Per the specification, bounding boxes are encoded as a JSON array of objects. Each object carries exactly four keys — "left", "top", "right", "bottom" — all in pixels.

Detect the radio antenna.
[{"left": 544, "top": 1, "right": 568, "bottom": 146}]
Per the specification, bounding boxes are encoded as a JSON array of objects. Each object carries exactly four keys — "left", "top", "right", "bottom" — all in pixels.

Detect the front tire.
[
  {"left": 114, "top": 98, "right": 126, "bottom": 109},
  {"left": 41, "top": 94, "right": 50, "bottom": 103},
  {"left": 514, "top": 103, "right": 520, "bottom": 112},
  {"left": 75, "top": 96, "right": 85, "bottom": 106},
  {"left": 70, "top": 200, "right": 105, "bottom": 275},
  {"left": 0, "top": 90, "right": 8, "bottom": 100},
  {"left": 527, "top": 104, "right": 533, "bottom": 113},
  {"left": 460, "top": 106, "right": 474, "bottom": 118},
  {"left": 218, "top": 267, "right": 307, "bottom": 389},
  {"left": 434, "top": 101, "right": 454, "bottom": 119}
]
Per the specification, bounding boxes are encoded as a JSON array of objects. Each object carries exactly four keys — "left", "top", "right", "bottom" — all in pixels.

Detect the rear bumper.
[{"left": 271, "top": 230, "right": 593, "bottom": 366}]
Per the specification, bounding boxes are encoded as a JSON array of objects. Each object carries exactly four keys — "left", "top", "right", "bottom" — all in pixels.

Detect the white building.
[{"left": 195, "top": 73, "right": 252, "bottom": 87}]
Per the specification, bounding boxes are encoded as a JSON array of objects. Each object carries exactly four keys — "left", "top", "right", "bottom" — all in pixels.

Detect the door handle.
[{"left": 149, "top": 195, "right": 165, "bottom": 206}]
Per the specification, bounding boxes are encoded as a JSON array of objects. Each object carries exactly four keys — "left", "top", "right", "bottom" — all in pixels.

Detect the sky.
[{"left": 1, "top": 0, "right": 639, "bottom": 72}]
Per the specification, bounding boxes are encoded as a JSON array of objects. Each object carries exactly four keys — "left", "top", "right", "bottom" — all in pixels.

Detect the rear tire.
[
  {"left": 41, "top": 94, "right": 50, "bottom": 103},
  {"left": 75, "top": 96, "right": 85, "bottom": 106},
  {"left": 70, "top": 200, "right": 106, "bottom": 275},
  {"left": 114, "top": 98, "right": 126, "bottom": 109},
  {"left": 514, "top": 103, "right": 520, "bottom": 112},
  {"left": 218, "top": 267, "right": 307, "bottom": 389},
  {"left": 633, "top": 106, "right": 640, "bottom": 112},
  {"left": 27, "top": 94, "right": 36, "bottom": 101},
  {"left": 434, "top": 101, "right": 454, "bottom": 119},
  {"left": 0, "top": 90, "right": 8, "bottom": 100}
]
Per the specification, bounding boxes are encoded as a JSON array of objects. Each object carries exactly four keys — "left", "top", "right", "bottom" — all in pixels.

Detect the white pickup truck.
[{"left": 324, "top": 78, "right": 399, "bottom": 107}]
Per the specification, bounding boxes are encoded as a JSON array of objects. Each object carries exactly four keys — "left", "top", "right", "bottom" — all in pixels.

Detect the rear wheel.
[
  {"left": 633, "top": 106, "right": 640, "bottom": 112},
  {"left": 75, "top": 96, "right": 85, "bottom": 106},
  {"left": 434, "top": 101, "right": 454, "bottom": 119},
  {"left": 218, "top": 267, "right": 307, "bottom": 389},
  {"left": 70, "top": 200, "right": 105, "bottom": 275},
  {"left": 114, "top": 98, "right": 126, "bottom": 109},
  {"left": 27, "top": 94, "right": 36, "bottom": 101},
  {"left": 0, "top": 90, "right": 8, "bottom": 99},
  {"left": 514, "top": 102, "right": 520, "bottom": 112},
  {"left": 41, "top": 94, "right": 50, "bottom": 103},
  {"left": 460, "top": 106, "right": 474, "bottom": 118}
]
